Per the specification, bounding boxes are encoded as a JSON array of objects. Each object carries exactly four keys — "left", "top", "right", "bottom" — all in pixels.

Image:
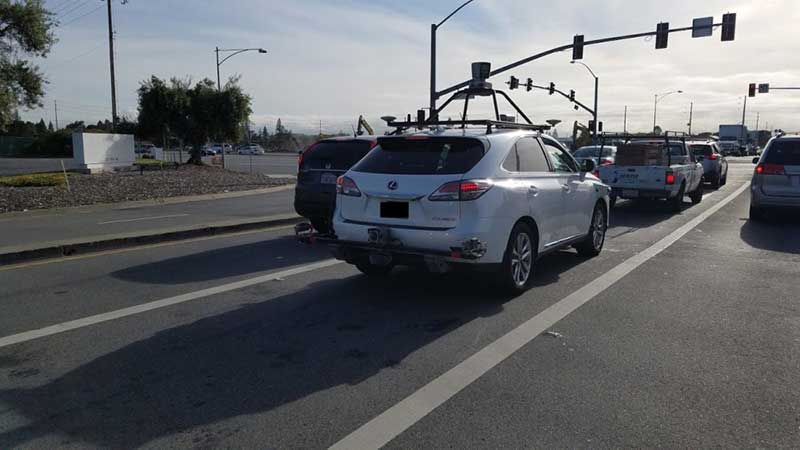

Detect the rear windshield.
[
  {"left": 764, "top": 140, "right": 800, "bottom": 165},
  {"left": 575, "top": 147, "right": 614, "bottom": 157},
  {"left": 301, "top": 140, "right": 373, "bottom": 170},
  {"left": 351, "top": 137, "right": 485, "bottom": 175},
  {"left": 632, "top": 141, "right": 685, "bottom": 156},
  {"left": 690, "top": 145, "right": 713, "bottom": 156}
]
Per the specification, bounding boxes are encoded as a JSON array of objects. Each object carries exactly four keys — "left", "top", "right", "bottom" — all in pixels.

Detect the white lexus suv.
[{"left": 330, "top": 128, "right": 610, "bottom": 293}]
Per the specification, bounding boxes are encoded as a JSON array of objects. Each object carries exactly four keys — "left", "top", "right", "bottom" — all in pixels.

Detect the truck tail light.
[
  {"left": 666, "top": 171, "right": 676, "bottom": 185},
  {"left": 708, "top": 154, "right": 718, "bottom": 160},
  {"left": 756, "top": 163, "right": 785, "bottom": 175},
  {"left": 336, "top": 176, "right": 362, "bottom": 197},
  {"left": 429, "top": 180, "right": 493, "bottom": 201},
  {"left": 298, "top": 143, "right": 317, "bottom": 167}
]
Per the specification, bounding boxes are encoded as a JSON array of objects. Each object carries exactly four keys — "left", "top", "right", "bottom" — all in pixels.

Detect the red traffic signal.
[
  {"left": 572, "top": 35, "right": 584, "bottom": 60},
  {"left": 721, "top": 13, "right": 736, "bottom": 42},
  {"left": 748, "top": 83, "right": 756, "bottom": 97}
]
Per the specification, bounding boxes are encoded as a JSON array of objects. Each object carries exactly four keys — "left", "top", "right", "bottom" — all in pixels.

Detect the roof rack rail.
[{"left": 385, "top": 118, "right": 550, "bottom": 134}]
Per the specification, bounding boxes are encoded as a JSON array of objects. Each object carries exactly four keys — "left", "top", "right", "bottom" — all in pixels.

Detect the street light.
[
  {"left": 214, "top": 47, "right": 267, "bottom": 167},
  {"left": 430, "top": 0, "right": 476, "bottom": 121},
  {"left": 653, "top": 90, "right": 683, "bottom": 133},
  {"left": 570, "top": 60, "right": 599, "bottom": 140}
]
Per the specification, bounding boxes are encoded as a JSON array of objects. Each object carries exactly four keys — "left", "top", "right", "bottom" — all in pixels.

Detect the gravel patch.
[{"left": 0, "top": 165, "right": 295, "bottom": 213}]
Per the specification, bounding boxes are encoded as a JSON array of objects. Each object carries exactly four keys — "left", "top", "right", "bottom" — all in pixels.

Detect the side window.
[
  {"left": 517, "top": 138, "right": 551, "bottom": 172},
  {"left": 502, "top": 147, "right": 520, "bottom": 172},
  {"left": 542, "top": 139, "right": 578, "bottom": 173}
]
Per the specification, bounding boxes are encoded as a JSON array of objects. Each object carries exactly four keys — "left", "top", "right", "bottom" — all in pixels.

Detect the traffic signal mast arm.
[{"left": 437, "top": 15, "right": 735, "bottom": 99}]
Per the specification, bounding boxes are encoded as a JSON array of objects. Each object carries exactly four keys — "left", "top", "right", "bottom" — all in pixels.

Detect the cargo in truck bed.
[{"left": 614, "top": 143, "right": 670, "bottom": 166}]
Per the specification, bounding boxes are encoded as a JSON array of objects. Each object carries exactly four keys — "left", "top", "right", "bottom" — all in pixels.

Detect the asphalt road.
[
  {"left": 0, "top": 187, "right": 296, "bottom": 251},
  {"left": 1, "top": 162, "right": 798, "bottom": 448}
]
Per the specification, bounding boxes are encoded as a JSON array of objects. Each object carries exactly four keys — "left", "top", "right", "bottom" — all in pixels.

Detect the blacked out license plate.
[{"left": 380, "top": 201, "right": 409, "bottom": 219}]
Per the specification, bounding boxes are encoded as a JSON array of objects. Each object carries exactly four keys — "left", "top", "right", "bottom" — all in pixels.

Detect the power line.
[
  {"left": 41, "top": 43, "right": 104, "bottom": 70},
  {"left": 50, "top": 0, "right": 82, "bottom": 14},
  {"left": 59, "top": 4, "right": 103, "bottom": 27},
  {"left": 57, "top": 0, "right": 92, "bottom": 20}
]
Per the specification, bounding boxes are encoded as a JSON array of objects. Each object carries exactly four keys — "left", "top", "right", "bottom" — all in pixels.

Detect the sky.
[{"left": 21, "top": 0, "right": 800, "bottom": 136}]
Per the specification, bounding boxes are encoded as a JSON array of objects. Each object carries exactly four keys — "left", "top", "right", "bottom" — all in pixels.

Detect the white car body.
[{"left": 330, "top": 128, "right": 610, "bottom": 289}]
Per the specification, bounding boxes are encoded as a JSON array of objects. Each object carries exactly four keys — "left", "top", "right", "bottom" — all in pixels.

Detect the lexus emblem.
[{"left": 387, "top": 180, "right": 399, "bottom": 190}]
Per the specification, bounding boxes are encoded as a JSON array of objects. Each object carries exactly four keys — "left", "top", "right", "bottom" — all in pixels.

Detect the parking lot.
[{"left": 1, "top": 159, "right": 798, "bottom": 448}]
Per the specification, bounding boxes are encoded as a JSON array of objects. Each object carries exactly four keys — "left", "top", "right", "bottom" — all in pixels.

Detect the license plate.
[
  {"left": 622, "top": 189, "right": 639, "bottom": 198},
  {"left": 320, "top": 172, "right": 338, "bottom": 184},
  {"left": 380, "top": 201, "right": 409, "bottom": 219}
]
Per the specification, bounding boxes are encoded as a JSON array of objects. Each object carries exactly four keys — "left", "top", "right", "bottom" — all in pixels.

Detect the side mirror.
[
  {"left": 752, "top": 157, "right": 759, "bottom": 164},
  {"left": 583, "top": 159, "right": 597, "bottom": 173}
]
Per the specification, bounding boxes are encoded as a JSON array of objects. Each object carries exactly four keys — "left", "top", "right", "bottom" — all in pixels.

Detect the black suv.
[{"left": 294, "top": 136, "right": 376, "bottom": 233}]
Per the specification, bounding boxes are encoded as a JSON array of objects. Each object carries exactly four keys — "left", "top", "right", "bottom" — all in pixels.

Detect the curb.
[{"left": 0, "top": 214, "right": 303, "bottom": 266}]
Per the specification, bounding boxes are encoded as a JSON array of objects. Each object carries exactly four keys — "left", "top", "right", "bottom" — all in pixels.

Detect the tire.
[
  {"left": 721, "top": 171, "right": 727, "bottom": 186},
  {"left": 310, "top": 217, "right": 331, "bottom": 234},
  {"left": 712, "top": 172, "right": 722, "bottom": 189},
  {"left": 576, "top": 203, "right": 607, "bottom": 257},
  {"left": 355, "top": 261, "right": 394, "bottom": 276},
  {"left": 690, "top": 182, "right": 703, "bottom": 205},
  {"left": 749, "top": 205, "right": 765, "bottom": 222},
  {"left": 670, "top": 183, "right": 686, "bottom": 212},
  {"left": 609, "top": 195, "right": 617, "bottom": 209},
  {"left": 496, "top": 222, "right": 537, "bottom": 295}
]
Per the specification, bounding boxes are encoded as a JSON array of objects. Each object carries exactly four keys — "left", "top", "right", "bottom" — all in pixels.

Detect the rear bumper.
[
  {"left": 610, "top": 188, "right": 677, "bottom": 200},
  {"left": 751, "top": 185, "right": 800, "bottom": 209},
  {"left": 294, "top": 186, "right": 336, "bottom": 219},
  {"left": 332, "top": 217, "right": 509, "bottom": 264}
]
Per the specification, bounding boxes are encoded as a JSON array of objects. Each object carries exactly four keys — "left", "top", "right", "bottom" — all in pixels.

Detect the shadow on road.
[
  {"left": 608, "top": 198, "right": 700, "bottom": 239},
  {"left": 112, "top": 237, "right": 331, "bottom": 285},
  {"left": 0, "top": 249, "right": 591, "bottom": 448},
  {"left": 740, "top": 212, "right": 800, "bottom": 254}
]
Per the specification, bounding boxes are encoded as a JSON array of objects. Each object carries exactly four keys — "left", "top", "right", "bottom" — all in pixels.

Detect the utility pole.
[
  {"left": 54, "top": 100, "right": 59, "bottom": 130},
  {"left": 106, "top": 0, "right": 118, "bottom": 131},
  {"left": 755, "top": 112, "right": 760, "bottom": 131},
  {"left": 623, "top": 105, "right": 627, "bottom": 134},
  {"left": 687, "top": 102, "right": 693, "bottom": 135},
  {"left": 740, "top": 94, "right": 748, "bottom": 147}
]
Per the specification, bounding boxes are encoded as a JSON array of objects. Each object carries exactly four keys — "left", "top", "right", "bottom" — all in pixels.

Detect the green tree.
[
  {"left": 34, "top": 117, "right": 46, "bottom": 134},
  {"left": 137, "top": 76, "right": 191, "bottom": 153},
  {"left": 0, "top": 0, "right": 57, "bottom": 131},
  {"left": 653, "top": 125, "right": 663, "bottom": 135}
]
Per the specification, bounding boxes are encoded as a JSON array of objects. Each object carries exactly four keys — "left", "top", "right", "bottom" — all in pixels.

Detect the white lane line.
[
  {"left": 331, "top": 182, "right": 751, "bottom": 450},
  {"left": 98, "top": 214, "right": 189, "bottom": 225},
  {"left": 0, "top": 259, "right": 342, "bottom": 349}
]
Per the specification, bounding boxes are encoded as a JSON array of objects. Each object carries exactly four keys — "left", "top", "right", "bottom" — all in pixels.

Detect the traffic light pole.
[{"left": 435, "top": 17, "right": 733, "bottom": 100}]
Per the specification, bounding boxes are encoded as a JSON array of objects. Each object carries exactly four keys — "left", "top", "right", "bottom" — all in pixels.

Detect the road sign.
[
  {"left": 759, "top": 83, "right": 770, "bottom": 94},
  {"left": 692, "top": 17, "right": 714, "bottom": 38},
  {"left": 656, "top": 22, "right": 669, "bottom": 49}
]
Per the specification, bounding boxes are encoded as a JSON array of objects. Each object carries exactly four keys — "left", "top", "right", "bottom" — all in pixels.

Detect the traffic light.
[
  {"left": 759, "top": 83, "right": 770, "bottom": 94},
  {"left": 721, "top": 13, "right": 736, "bottom": 42},
  {"left": 588, "top": 120, "right": 596, "bottom": 131},
  {"left": 569, "top": 90, "right": 576, "bottom": 102},
  {"left": 526, "top": 78, "right": 533, "bottom": 92},
  {"left": 549, "top": 82, "right": 556, "bottom": 95},
  {"left": 572, "top": 35, "right": 584, "bottom": 60},
  {"left": 655, "top": 22, "right": 669, "bottom": 49},
  {"left": 748, "top": 83, "right": 757, "bottom": 97},
  {"left": 509, "top": 76, "right": 519, "bottom": 90}
]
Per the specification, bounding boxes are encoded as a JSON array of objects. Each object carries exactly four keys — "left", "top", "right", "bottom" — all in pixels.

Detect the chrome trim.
[{"left": 363, "top": 191, "right": 426, "bottom": 201}]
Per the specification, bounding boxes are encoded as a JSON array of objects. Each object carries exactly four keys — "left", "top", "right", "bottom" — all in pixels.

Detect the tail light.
[
  {"left": 708, "top": 154, "right": 718, "bottom": 160},
  {"left": 336, "top": 176, "right": 362, "bottom": 197},
  {"left": 755, "top": 163, "right": 785, "bottom": 175},
  {"left": 666, "top": 171, "right": 676, "bottom": 185},
  {"left": 600, "top": 159, "right": 614, "bottom": 166},
  {"left": 429, "top": 180, "right": 493, "bottom": 201}
]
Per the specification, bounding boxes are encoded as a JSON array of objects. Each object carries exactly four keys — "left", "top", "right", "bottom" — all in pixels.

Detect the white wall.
[{"left": 73, "top": 133, "right": 135, "bottom": 172}]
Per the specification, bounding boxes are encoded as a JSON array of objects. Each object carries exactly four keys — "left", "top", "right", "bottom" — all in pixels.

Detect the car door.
[
  {"left": 506, "top": 137, "right": 566, "bottom": 247},
  {"left": 541, "top": 138, "right": 594, "bottom": 240}
]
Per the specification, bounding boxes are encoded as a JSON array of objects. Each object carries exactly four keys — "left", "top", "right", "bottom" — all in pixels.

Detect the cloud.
[{"left": 21, "top": 0, "right": 800, "bottom": 135}]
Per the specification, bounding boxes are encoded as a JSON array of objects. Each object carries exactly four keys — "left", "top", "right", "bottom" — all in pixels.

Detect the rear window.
[
  {"left": 764, "top": 140, "right": 800, "bottom": 165},
  {"left": 690, "top": 145, "right": 713, "bottom": 156},
  {"left": 301, "top": 140, "right": 373, "bottom": 170},
  {"left": 575, "top": 147, "right": 614, "bottom": 158},
  {"left": 351, "top": 137, "right": 485, "bottom": 175},
  {"left": 632, "top": 141, "right": 685, "bottom": 156}
]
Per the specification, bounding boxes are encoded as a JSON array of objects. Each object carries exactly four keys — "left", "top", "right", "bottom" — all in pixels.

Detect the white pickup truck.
[{"left": 597, "top": 139, "right": 704, "bottom": 211}]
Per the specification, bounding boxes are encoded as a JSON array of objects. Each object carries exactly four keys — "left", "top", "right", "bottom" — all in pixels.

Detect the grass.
[{"left": 0, "top": 172, "right": 68, "bottom": 187}]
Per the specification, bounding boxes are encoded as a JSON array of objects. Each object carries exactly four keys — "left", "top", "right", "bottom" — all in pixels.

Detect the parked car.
[
  {"left": 750, "top": 134, "right": 800, "bottom": 221},
  {"left": 238, "top": 144, "right": 265, "bottom": 155},
  {"left": 295, "top": 136, "right": 377, "bottom": 233},
  {"left": 330, "top": 130, "right": 610, "bottom": 294},
  {"left": 598, "top": 138, "right": 704, "bottom": 211},
  {"left": 690, "top": 141, "right": 728, "bottom": 188},
  {"left": 202, "top": 144, "right": 222, "bottom": 156},
  {"left": 134, "top": 143, "right": 159, "bottom": 159},
  {"left": 573, "top": 145, "right": 617, "bottom": 168}
]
